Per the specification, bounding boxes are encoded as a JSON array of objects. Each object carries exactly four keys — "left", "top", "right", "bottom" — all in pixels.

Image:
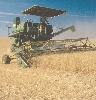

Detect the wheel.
[{"left": 2, "top": 54, "right": 11, "bottom": 64}]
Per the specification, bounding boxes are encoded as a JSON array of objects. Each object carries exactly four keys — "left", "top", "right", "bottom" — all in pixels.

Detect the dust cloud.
[{"left": 52, "top": 19, "right": 96, "bottom": 40}]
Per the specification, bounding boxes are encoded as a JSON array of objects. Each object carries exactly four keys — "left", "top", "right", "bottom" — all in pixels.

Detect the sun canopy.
[{"left": 21, "top": 5, "right": 67, "bottom": 17}]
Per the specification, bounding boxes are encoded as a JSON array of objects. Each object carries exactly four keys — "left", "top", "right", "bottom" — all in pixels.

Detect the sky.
[{"left": 0, "top": 0, "right": 96, "bottom": 39}]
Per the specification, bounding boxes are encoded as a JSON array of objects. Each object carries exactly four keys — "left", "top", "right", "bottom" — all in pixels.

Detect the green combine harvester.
[{"left": 2, "top": 5, "right": 96, "bottom": 67}]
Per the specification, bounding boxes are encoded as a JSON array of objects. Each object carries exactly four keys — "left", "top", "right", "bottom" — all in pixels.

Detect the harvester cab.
[{"left": 8, "top": 5, "right": 75, "bottom": 41}]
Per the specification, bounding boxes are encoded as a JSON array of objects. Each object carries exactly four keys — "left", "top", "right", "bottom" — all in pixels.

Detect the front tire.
[{"left": 2, "top": 54, "right": 11, "bottom": 64}]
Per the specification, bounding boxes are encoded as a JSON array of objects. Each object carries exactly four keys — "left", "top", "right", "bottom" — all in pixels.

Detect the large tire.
[{"left": 2, "top": 54, "right": 11, "bottom": 64}]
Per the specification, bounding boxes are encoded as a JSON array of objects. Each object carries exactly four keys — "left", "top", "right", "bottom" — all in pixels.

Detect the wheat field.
[{"left": 0, "top": 38, "right": 96, "bottom": 100}]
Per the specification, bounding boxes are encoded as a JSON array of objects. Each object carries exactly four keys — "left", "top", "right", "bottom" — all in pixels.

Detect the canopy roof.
[{"left": 21, "top": 5, "right": 67, "bottom": 17}]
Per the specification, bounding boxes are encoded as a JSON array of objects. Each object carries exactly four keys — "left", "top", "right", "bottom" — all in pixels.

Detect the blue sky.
[{"left": 0, "top": 0, "right": 96, "bottom": 39}]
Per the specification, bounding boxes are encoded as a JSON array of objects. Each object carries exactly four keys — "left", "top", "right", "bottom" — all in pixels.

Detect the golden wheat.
[{"left": 0, "top": 38, "right": 96, "bottom": 100}]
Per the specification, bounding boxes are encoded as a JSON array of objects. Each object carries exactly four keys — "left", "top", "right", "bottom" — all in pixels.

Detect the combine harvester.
[{"left": 2, "top": 5, "right": 96, "bottom": 67}]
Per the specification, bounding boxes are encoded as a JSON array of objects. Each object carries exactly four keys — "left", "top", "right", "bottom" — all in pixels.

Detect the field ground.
[{"left": 0, "top": 38, "right": 96, "bottom": 100}]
